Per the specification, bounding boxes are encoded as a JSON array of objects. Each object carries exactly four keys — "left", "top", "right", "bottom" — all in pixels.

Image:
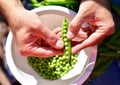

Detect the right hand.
[{"left": 67, "top": 0, "right": 115, "bottom": 54}]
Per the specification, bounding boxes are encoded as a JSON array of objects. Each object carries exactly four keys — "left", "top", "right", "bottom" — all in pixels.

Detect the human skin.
[
  {"left": 52, "top": 0, "right": 115, "bottom": 54},
  {"left": 67, "top": 0, "right": 115, "bottom": 54},
  {"left": 0, "top": 0, "right": 115, "bottom": 57},
  {"left": 0, "top": 0, "right": 64, "bottom": 57}
]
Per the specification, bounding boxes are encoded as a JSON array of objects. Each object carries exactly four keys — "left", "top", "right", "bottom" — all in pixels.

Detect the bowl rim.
[
  {"left": 31, "top": 5, "right": 76, "bottom": 16},
  {"left": 5, "top": 6, "right": 97, "bottom": 85}
]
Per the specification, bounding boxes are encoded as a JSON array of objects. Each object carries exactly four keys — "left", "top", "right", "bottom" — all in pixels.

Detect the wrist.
[{"left": 0, "top": 0, "right": 25, "bottom": 23}]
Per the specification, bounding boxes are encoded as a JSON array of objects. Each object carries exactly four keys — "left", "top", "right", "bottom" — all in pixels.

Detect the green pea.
[{"left": 27, "top": 18, "right": 78, "bottom": 80}]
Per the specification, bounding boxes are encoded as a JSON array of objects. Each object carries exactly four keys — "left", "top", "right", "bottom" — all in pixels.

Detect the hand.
[
  {"left": 67, "top": 0, "right": 115, "bottom": 54},
  {"left": 0, "top": 0, "right": 64, "bottom": 58},
  {"left": 8, "top": 9, "right": 64, "bottom": 57}
]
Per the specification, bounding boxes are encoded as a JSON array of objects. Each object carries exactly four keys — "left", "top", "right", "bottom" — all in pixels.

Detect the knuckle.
[
  {"left": 107, "top": 23, "right": 115, "bottom": 35},
  {"left": 69, "top": 23, "right": 80, "bottom": 35},
  {"left": 31, "top": 20, "right": 43, "bottom": 29},
  {"left": 69, "top": 22, "right": 78, "bottom": 29}
]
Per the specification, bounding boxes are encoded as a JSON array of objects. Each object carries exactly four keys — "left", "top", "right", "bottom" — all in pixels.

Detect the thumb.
[
  {"left": 45, "top": 32, "right": 64, "bottom": 49},
  {"left": 38, "top": 25, "right": 64, "bottom": 49},
  {"left": 67, "top": 10, "right": 86, "bottom": 40}
]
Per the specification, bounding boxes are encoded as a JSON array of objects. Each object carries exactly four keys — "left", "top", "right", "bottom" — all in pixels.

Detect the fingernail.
[
  {"left": 67, "top": 31, "right": 74, "bottom": 39},
  {"left": 82, "top": 22, "right": 89, "bottom": 28},
  {"left": 56, "top": 39, "right": 64, "bottom": 49}
]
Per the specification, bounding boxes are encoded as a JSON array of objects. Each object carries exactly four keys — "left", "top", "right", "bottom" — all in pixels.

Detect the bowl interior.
[{"left": 5, "top": 6, "right": 97, "bottom": 85}]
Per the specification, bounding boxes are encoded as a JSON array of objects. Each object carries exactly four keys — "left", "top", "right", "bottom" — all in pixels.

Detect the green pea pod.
[
  {"left": 108, "top": 40, "right": 120, "bottom": 47},
  {"left": 30, "top": 0, "right": 79, "bottom": 12},
  {"left": 62, "top": 18, "right": 71, "bottom": 65},
  {"left": 30, "top": 0, "right": 38, "bottom": 4},
  {"left": 99, "top": 51, "right": 120, "bottom": 58},
  {"left": 98, "top": 46, "right": 110, "bottom": 53},
  {"left": 106, "top": 43, "right": 120, "bottom": 51},
  {"left": 45, "top": 0, "right": 79, "bottom": 5}
]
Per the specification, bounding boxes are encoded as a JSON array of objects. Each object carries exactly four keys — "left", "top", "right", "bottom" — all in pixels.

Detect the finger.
[
  {"left": 52, "top": 27, "right": 62, "bottom": 38},
  {"left": 46, "top": 33, "right": 64, "bottom": 49},
  {"left": 52, "top": 27, "right": 61, "bottom": 34},
  {"left": 71, "top": 16, "right": 115, "bottom": 54},
  {"left": 72, "top": 26, "right": 90, "bottom": 41},
  {"left": 71, "top": 31, "right": 107, "bottom": 54},
  {"left": 67, "top": 10, "right": 86, "bottom": 40},
  {"left": 23, "top": 46, "right": 63, "bottom": 58},
  {"left": 34, "top": 21, "right": 64, "bottom": 49}
]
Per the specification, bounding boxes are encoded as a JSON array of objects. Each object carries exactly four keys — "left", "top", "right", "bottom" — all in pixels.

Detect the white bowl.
[{"left": 5, "top": 6, "right": 97, "bottom": 85}]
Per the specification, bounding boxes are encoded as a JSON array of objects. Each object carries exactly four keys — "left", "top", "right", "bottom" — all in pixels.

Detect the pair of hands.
[{"left": 9, "top": 0, "right": 115, "bottom": 58}]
